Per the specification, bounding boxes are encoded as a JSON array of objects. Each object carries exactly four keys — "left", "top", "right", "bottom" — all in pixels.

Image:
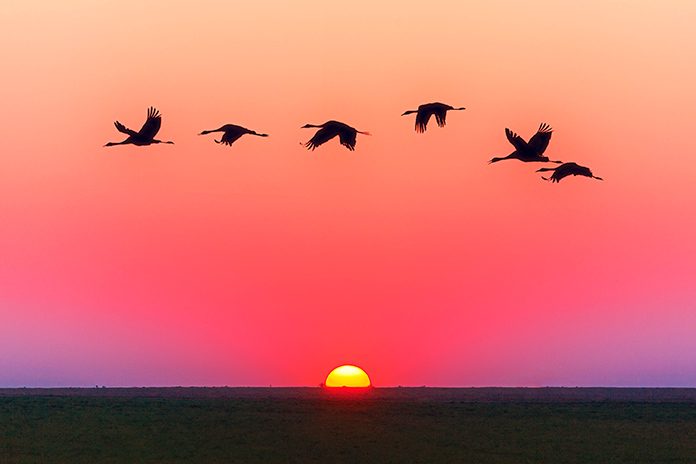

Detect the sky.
[{"left": 1, "top": 0, "right": 696, "bottom": 387}]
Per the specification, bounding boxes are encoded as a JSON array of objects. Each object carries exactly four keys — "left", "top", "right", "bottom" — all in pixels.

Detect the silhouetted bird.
[
  {"left": 489, "top": 123, "right": 561, "bottom": 164},
  {"left": 199, "top": 124, "right": 268, "bottom": 146},
  {"left": 537, "top": 162, "right": 603, "bottom": 183},
  {"left": 401, "top": 102, "right": 466, "bottom": 133},
  {"left": 302, "top": 120, "right": 370, "bottom": 151},
  {"left": 104, "top": 107, "right": 174, "bottom": 147}
]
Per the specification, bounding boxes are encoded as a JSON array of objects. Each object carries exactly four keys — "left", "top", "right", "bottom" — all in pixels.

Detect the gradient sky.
[{"left": 1, "top": 0, "right": 696, "bottom": 387}]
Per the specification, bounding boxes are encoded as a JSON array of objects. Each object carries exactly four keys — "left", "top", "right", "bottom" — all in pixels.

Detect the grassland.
[{"left": 2, "top": 388, "right": 696, "bottom": 463}]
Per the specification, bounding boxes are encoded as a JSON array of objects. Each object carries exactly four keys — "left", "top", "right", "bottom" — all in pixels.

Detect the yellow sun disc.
[{"left": 324, "top": 365, "right": 371, "bottom": 388}]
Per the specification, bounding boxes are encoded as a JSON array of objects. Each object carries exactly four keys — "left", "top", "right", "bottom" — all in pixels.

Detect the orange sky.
[{"left": 1, "top": 0, "right": 696, "bottom": 386}]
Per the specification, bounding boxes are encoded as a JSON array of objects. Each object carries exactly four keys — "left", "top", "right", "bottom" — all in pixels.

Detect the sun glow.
[{"left": 324, "top": 365, "right": 371, "bottom": 388}]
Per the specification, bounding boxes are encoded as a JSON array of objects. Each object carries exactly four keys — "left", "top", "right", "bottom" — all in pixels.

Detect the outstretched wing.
[
  {"left": 305, "top": 127, "right": 338, "bottom": 150},
  {"left": 338, "top": 128, "right": 357, "bottom": 151},
  {"left": 505, "top": 128, "right": 528, "bottom": 151},
  {"left": 527, "top": 123, "right": 553, "bottom": 155},
  {"left": 114, "top": 121, "right": 138, "bottom": 137},
  {"left": 137, "top": 107, "right": 162, "bottom": 140},
  {"left": 415, "top": 109, "right": 433, "bottom": 133}
]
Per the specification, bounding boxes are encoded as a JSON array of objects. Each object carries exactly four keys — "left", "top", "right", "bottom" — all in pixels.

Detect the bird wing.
[
  {"left": 305, "top": 127, "right": 338, "bottom": 150},
  {"left": 564, "top": 163, "right": 593, "bottom": 178},
  {"left": 220, "top": 129, "right": 244, "bottom": 146},
  {"left": 415, "top": 110, "right": 432, "bottom": 133},
  {"left": 114, "top": 121, "right": 138, "bottom": 137},
  {"left": 137, "top": 107, "right": 162, "bottom": 140},
  {"left": 527, "top": 123, "right": 553, "bottom": 155},
  {"left": 550, "top": 163, "right": 574, "bottom": 182},
  {"left": 338, "top": 128, "right": 357, "bottom": 151},
  {"left": 505, "top": 128, "right": 528, "bottom": 151},
  {"left": 434, "top": 108, "right": 448, "bottom": 127}
]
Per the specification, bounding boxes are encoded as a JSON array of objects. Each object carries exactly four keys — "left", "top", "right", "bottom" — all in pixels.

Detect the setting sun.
[{"left": 324, "top": 365, "right": 371, "bottom": 388}]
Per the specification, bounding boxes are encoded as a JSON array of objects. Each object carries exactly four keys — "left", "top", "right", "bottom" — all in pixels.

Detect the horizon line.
[{"left": 3, "top": 385, "right": 696, "bottom": 389}]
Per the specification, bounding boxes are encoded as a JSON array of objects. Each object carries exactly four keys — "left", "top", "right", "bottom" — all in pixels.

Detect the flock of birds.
[{"left": 105, "top": 103, "right": 603, "bottom": 183}]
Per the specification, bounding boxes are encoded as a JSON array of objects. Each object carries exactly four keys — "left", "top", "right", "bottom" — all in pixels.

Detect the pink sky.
[{"left": 1, "top": 0, "right": 696, "bottom": 386}]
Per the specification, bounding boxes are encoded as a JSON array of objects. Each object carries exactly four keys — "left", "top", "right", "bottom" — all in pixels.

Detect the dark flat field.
[{"left": 2, "top": 388, "right": 696, "bottom": 463}]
